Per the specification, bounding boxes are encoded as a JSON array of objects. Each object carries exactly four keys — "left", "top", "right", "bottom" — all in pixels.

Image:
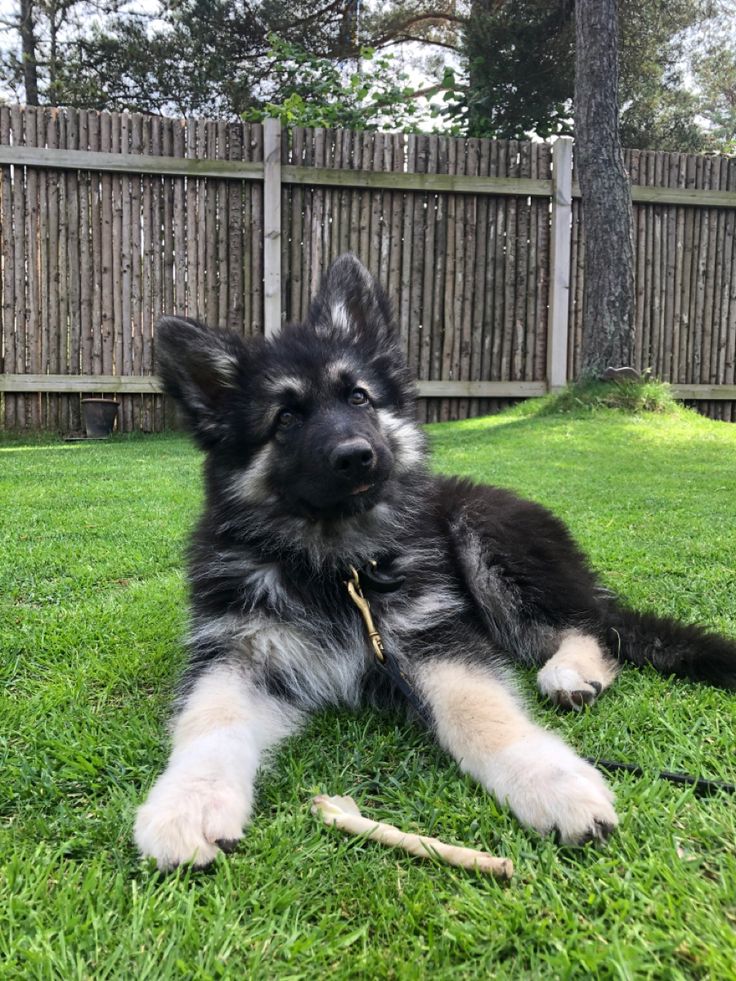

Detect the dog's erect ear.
[
  {"left": 307, "top": 254, "right": 396, "bottom": 343},
  {"left": 156, "top": 316, "right": 246, "bottom": 447}
]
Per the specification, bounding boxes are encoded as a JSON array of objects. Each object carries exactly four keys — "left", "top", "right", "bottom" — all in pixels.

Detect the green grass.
[
  {"left": 2, "top": 403, "right": 735, "bottom": 979},
  {"left": 537, "top": 378, "right": 677, "bottom": 416}
]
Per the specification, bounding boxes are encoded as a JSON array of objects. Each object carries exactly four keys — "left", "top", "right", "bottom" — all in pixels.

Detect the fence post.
[
  {"left": 547, "top": 136, "right": 573, "bottom": 390},
  {"left": 263, "top": 118, "right": 282, "bottom": 337}
]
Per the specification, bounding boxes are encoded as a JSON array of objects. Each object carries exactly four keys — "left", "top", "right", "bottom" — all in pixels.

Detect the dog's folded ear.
[
  {"left": 156, "top": 316, "right": 246, "bottom": 447},
  {"left": 307, "top": 253, "right": 396, "bottom": 345}
]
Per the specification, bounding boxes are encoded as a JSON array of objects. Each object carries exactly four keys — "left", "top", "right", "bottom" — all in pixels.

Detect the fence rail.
[
  {"left": 4, "top": 145, "right": 736, "bottom": 208},
  {"left": 1, "top": 106, "right": 735, "bottom": 431}
]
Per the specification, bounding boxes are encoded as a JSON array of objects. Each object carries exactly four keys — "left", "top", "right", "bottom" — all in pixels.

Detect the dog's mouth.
[{"left": 295, "top": 479, "right": 384, "bottom": 521}]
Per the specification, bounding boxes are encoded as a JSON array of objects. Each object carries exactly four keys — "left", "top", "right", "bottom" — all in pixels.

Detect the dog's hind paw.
[
  {"left": 537, "top": 663, "right": 603, "bottom": 711},
  {"left": 537, "top": 632, "right": 618, "bottom": 711},
  {"left": 134, "top": 772, "right": 251, "bottom": 871}
]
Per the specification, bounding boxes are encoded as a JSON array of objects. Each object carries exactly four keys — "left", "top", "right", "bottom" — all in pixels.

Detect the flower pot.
[{"left": 81, "top": 398, "right": 119, "bottom": 438}]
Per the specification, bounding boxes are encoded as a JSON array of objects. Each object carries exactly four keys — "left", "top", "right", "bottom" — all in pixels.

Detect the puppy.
[{"left": 135, "top": 254, "right": 735, "bottom": 869}]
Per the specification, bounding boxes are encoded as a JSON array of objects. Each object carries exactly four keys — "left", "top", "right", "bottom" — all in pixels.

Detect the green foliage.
[
  {"left": 6, "top": 0, "right": 363, "bottom": 117},
  {"left": 242, "top": 36, "right": 422, "bottom": 131},
  {"left": 451, "top": 0, "right": 718, "bottom": 151},
  {"left": 1, "top": 411, "right": 735, "bottom": 976},
  {"left": 618, "top": 86, "right": 710, "bottom": 153},
  {"left": 690, "top": 2, "right": 736, "bottom": 153},
  {"left": 2, "top": 0, "right": 735, "bottom": 152},
  {"left": 451, "top": 0, "right": 576, "bottom": 141},
  {"left": 617, "top": 0, "right": 714, "bottom": 152}
]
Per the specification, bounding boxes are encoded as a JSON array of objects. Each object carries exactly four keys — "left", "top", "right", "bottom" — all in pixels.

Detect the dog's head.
[{"left": 157, "top": 254, "right": 425, "bottom": 524}]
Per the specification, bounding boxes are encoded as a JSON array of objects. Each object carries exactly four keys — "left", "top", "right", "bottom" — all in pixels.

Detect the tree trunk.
[
  {"left": 19, "top": 0, "right": 40, "bottom": 105},
  {"left": 574, "top": 0, "right": 635, "bottom": 378}
]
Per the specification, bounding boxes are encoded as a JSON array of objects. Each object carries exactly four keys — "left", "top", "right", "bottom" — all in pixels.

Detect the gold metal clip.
[{"left": 345, "top": 565, "right": 386, "bottom": 663}]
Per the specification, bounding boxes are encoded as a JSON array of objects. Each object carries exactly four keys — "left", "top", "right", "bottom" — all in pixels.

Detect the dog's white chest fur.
[{"left": 190, "top": 608, "right": 369, "bottom": 712}]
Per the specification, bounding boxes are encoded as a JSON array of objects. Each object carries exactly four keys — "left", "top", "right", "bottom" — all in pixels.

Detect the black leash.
[
  {"left": 584, "top": 757, "right": 736, "bottom": 797},
  {"left": 344, "top": 561, "right": 735, "bottom": 797}
]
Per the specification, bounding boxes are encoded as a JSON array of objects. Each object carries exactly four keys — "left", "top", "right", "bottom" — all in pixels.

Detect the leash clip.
[
  {"left": 344, "top": 562, "right": 433, "bottom": 726},
  {"left": 345, "top": 565, "right": 386, "bottom": 663}
]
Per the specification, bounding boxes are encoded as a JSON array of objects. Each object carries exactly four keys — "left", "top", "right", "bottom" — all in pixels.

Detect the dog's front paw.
[
  {"left": 134, "top": 771, "right": 251, "bottom": 871},
  {"left": 491, "top": 733, "right": 619, "bottom": 845}
]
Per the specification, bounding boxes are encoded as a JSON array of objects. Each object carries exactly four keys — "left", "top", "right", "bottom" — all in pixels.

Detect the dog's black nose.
[{"left": 329, "top": 438, "right": 376, "bottom": 480}]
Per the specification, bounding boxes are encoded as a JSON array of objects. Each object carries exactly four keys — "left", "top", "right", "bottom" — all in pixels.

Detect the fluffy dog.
[{"left": 135, "top": 254, "right": 735, "bottom": 870}]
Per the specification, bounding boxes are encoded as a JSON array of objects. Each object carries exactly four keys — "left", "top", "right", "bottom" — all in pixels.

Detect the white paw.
[
  {"left": 134, "top": 770, "right": 252, "bottom": 871},
  {"left": 537, "top": 662, "right": 603, "bottom": 711},
  {"left": 491, "top": 733, "right": 619, "bottom": 845}
]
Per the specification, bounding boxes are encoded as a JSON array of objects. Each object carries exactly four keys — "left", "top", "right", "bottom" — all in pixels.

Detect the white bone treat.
[{"left": 312, "top": 795, "right": 513, "bottom": 879}]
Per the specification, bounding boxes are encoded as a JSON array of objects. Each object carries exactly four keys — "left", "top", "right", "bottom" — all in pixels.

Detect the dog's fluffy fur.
[{"left": 135, "top": 254, "right": 736, "bottom": 870}]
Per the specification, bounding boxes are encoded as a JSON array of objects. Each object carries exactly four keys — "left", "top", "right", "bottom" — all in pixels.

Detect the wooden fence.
[{"left": 1, "top": 105, "right": 735, "bottom": 432}]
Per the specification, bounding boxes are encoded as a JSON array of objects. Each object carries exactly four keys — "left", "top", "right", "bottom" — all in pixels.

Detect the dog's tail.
[{"left": 606, "top": 603, "right": 736, "bottom": 689}]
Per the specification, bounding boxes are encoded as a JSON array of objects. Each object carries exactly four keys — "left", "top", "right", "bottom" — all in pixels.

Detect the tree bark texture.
[
  {"left": 20, "top": 0, "right": 40, "bottom": 106},
  {"left": 574, "top": 0, "right": 636, "bottom": 377}
]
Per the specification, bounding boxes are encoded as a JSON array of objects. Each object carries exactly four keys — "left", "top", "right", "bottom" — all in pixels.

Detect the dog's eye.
[
  {"left": 349, "top": 388, "right": 370, "bottom": 406},
  {"left": 276, "top": 408, "right": 298, "bottom": 430}
]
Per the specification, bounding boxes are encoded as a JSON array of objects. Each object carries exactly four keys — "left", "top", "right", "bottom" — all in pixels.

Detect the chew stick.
[{"left": 312, "top": 794, "right": 513, "bottom": 879}]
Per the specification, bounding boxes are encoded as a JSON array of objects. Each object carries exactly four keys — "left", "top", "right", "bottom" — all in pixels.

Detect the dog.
[{"left": 134, "top": 253, "right": 736, "bottom": 870}]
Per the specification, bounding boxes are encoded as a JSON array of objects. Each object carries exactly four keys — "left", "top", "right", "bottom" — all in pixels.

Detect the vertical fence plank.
[
  {"left": 719, "top": 160, "right": 736, "bottom": 422},
  {"left": 379, "top": 132, "right": 392, "bottom": 290},
  {"left": 263, "top": 119, "right": 282, "bottom": 337},
  {"left": 288, "top": 127, "right": 304, "bottom": 323},
  {"left": 534, "top": 143, "right": 551, "bottom": 382},
  {"left": 491, "top": 140, "right": 508, "bottom": 388},
  {"left": 0, "top": 106, "right": 16, "bottom": 428},
  {"left": 185, "top": 118, "right": 199, "bottom": 317},
  {"left": 64, "top": 111, "right": 80, "bottom": 432},
  {"left": 25, "top": 108, "right": 41, "bottom": 427},
  {"left": 420, "top": 135, "right": 438, "bottom": 416},
  {"left": 251, "top": 124, "right": 264, "bottom": 335},
  {"left": 129, "top": 114, "right": 143, "bottom": 430},
  {"left": 216, "top": 120, "right": 229, "bottom": 328},
  {"left": 427, "top": 136, "right": 447, "bottom": 424},
  {"left": 475, "top": 138, "right": 492, "bottom": 418},
  {"left": 109, "top": 113, "right": 123, "bottom": 427},
  {"left": 46, "top": 109, "right": 61, "bottom": 431},
  {"left": 120, "top": 113, "right": 133, "bottom": 431},
  {"left": 651, "top": 151, "right": 664, "bottom": 374},
  {"left": 410, "top": 137, "right": 428, "bottom": 421},
  {"left": 204, "top": 121, "right": 217, "bottom": 325},
  {"left": 227, "top": 122, "right": 243, "bottom": 331},
  {"left": 41, "top": 110, "right": 55, "bottom": 429},
  {"left": 548, "top": 137, "right": 572, "bottom": 388},
  {"left": 388, "top": 133, "right": 403, "bottom": 348},
  {"left": 151, "top": 116, "right": 164, "bottom": 431},
  {"left": 10, "top": 107, "right": 27, "bottom": 427},
  {"left": 310, "top": 127, "right": 326, "bottom": 296},
  {"left": 399, "top": 135, "right": 416, "bottom": 368},
  {"left": 512, "top": 142, "right": 530, "bottom": 385},
  {"left": 459, "top": 138, "right": 476, "bottom": 419},
  {"left": 483, "top": 139, "right": 500, "bottom": 411},
  {"left": 78, "top": 113, "right": 93, "bottom": 424},
  {"left": 665, "top": 153, "right": 682, "bottom": 378},
  {"left": 369, "top": 132, "right": 382, "bottom": 283},
  {"left": 99, "top": 113, "right": 114, "bottom": 381}
]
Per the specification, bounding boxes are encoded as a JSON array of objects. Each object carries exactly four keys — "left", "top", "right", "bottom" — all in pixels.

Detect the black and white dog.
[{"left": 135, "top": 254, "right": 735, "bottom": 870}]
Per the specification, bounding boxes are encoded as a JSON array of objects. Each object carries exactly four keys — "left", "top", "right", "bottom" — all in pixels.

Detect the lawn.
[{"left": 2, "top": 401, "right": 735, "bottom": 979}]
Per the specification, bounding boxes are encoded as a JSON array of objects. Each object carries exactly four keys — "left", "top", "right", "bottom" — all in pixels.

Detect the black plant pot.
[{"left": 81, "top": 398, "right": 119, "bottom": 438}]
